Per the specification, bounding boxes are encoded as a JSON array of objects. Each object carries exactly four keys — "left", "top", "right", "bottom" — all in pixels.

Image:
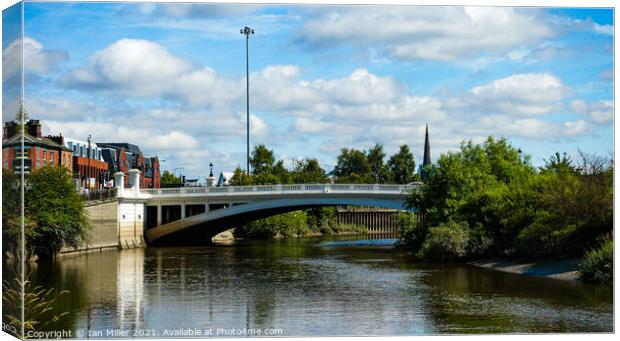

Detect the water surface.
[{"left": 29, "top": 236, "right": 613, "bottom": 336}]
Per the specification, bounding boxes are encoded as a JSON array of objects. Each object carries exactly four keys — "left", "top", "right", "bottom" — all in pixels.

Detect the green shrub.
[
  {"left": 580, "top": 238, "right": 613, "bottom": 285},
  {"left": 420, "top": 221, "right": 470, "bottom": 261},
  {"left": 515, "top": 216, "right": 577, "bottom": 258},
  {"left": 395, "top": 212, "right": 427, "bottom": 252},
  {"left": 236, "top": 211, "right": 309, "bottom": 239},
  {"left": 466, "top": 222, "right": 493, "bottom": 257}
]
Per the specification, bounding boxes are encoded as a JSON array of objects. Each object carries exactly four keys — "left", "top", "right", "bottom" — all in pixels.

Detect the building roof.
[
  {"left": 100, "top": 148, "right": 117, "bottom": 165},
  {"left": 3, "top": 132, "right": 72, "bottom": 151},
  {"left": 217, "top": 172, "right": 234, "bottom": 186},
  {"left": 96, "top": 142, "right": 142, "bottom": 155}
]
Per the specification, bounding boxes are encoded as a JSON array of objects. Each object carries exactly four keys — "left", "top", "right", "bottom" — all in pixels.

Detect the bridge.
[{"left": 113, "top": 170, "right": 419, "bottom": 246}]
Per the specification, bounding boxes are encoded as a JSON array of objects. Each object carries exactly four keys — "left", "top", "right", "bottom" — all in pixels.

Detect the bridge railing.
[{"left": 140, "top": 183, "right": 421, "bottom": 196}]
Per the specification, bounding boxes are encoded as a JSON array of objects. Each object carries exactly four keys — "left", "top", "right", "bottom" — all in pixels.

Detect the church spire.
[{"left": 423, "top": 124, "right": 431, "bottom": 167}]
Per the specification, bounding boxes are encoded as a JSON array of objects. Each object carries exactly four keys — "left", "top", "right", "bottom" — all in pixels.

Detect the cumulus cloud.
[
  {"left": 60, "top": 39, "right": 240, "bottom": 107},
  {"left": 52, "top": 37, "right": 607, "bottom": 172},
  {"left": 2, "top": 37, "right": 68, "bottom": 82},
  {"left": 43, "top": 120, "right": 199, "bottom": 152},
  {"left": 464, "top": 73, "right": 569, "bottom": 116},
  {"left": 571, "top": 99, "right": 613, "bottom": 124},
  {"left": 296, "top": 7, "right": 553, "bottom": 62}
]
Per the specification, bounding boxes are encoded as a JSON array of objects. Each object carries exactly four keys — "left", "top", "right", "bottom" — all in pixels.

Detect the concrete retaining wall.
[{"left": 59, "top": 201, "right": 119, "bottom": 255}]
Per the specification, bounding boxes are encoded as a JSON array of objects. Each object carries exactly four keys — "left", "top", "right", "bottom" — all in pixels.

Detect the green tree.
[
  {"left": 250, "top": 144, "right": 275, "bottom": 175},
  {"left": 160, "top": 170, "right": 182, "bottom": 188},
  {"left": 333, "top": 148, "right": 371, "bottom": 183},
  {"left": 2, "top": 169, "right": 22, "bottom": 257},
  {"left": 272, "top": 160, "right": 292, "bottom": 184},
  {"left": 541, "top": 152, "right": 578, "bottom": 175},
  {"left": 229, "top": 166, "right": 253, "bottom": 186},
  {"left": 367, "top": 144, "right": 392, "bottom": 183},
  {"left": 388, "top": 145, "right": 416, "bottom": 184},
  {"left": 291, "top": 159, "right": 328, "bottom": 183},
  {"left": 25, "top": 165, "right": 91, "bottom": 260}
]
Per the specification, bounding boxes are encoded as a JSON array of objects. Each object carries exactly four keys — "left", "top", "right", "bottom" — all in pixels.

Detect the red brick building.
[{"left": 2, "top": 119, "right": 73, "bottom": 173}]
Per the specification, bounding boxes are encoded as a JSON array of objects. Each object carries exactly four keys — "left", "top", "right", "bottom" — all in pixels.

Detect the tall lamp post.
[{"left": 240, "top": 26, "right": 254, "bottom": 174}]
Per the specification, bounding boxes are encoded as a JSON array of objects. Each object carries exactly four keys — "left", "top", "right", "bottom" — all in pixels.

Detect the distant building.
[
  {"left": 47, "top": 135, "right": 110, "bottom": 190},
  {"left": 97, "top": 142, "right": 160, "bottom": 188},
  {"left": 143, "top": 156, "right": 161, "bottom": 189},
  {"left": 2, "top": 116, "right": 72, "bottom": 174},
  {"left": 217, "top": 172, "right": 234, "bottom": 186}
]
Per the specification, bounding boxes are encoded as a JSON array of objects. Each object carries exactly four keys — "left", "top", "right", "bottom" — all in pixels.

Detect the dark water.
[{"left": 26, "top": 236, "right": 613, "bottom": 337}]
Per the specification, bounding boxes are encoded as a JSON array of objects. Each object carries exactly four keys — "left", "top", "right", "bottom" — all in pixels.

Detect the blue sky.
[{"left": 2, "top": 2, "right": 614, "bottom": 178}]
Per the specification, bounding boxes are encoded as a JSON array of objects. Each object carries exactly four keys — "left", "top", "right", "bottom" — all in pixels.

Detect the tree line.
[{"left": 229, "top": 143, "right": 419, "bottom": 186}]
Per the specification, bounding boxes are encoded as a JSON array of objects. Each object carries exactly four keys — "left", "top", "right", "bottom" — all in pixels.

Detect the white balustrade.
[{"left": 140, "top": 183, "right": 420, "bottom": 197}]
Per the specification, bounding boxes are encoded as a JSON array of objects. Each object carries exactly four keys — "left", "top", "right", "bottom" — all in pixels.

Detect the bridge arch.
[{"left": 145, "top": 197, "right": 413, "bottom": 245}]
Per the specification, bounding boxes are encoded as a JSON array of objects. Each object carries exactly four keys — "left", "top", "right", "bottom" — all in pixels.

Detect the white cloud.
[
  {"left": 593, "top": 23, "right": 613, "bottom": 35},
  {"left": 296, "top": 7, "right": 553, "bottom": 62},
  {"left": 61, "top": 39, "right": 242, "bottom": 108},
  {"left": 2, "top": 37, "right": 68, "bottom": 82},
  {"left": 571, "top": 99, "right": 613, "bottom": 124},
  {"left": 463, "top": 73, "right": 569, "bottom": 116}
]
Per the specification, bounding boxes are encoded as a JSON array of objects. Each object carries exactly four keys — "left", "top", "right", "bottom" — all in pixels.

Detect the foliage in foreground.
[
  {"left": 579, "top": 238, "right": 613, "bottom": 285},
  {"left": 2, "top": 267, "right": 69, "bottom": 337},
  {"left": 2, "top": 166, "right": 91, "bottom": 260}
]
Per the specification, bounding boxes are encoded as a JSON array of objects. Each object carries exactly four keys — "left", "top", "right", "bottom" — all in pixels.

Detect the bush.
[
  {"left": 236, "top": 211, "right": 309, "bottom": 239},
  {"left": 580, "top": 238, "right": 613, "bottom": 285},
  {"left": 420, "top": 221, "right": 470, "bottom": 261},
  {"left": 515, "top": 215, "right": 577, "bottom": 258},
  {"left": 395, "top": 212, "right": 427, "bottom": 252},
  {"left": 466, "top": 222, "right": 493, "bottom": 257}
]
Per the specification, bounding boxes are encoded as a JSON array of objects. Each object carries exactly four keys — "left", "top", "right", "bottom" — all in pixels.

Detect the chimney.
[
  {"left": 27, "top": 119, "right": 42, "bottom": 138},
  {"left": 3, "top": 121, "right": 18, "bottom": 140}
]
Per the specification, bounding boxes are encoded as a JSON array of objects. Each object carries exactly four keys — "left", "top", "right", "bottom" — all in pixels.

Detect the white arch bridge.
[{"left": 115, "top": 176, "right": 419, "bottom": 246}]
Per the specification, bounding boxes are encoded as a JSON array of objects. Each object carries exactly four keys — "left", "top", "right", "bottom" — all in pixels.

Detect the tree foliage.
[
  {"left": 333, "top": 148, "right": 371, "bottom": 183},
  {"left": 367, "top": 144, "right": 392, "bottom": 183},
  {"left": 229, "top": 166, "right": 253, "bottom": 186},
  {"left": 402, "top": 136, "right": 612, "bottom": 265},
  {"left": 24, "top": 165, "right": 91, "bottom": 260},
  {"left": 160, "top": 170, "right": 183, "bottom": 188},
  {"left": 388, "top": 144, "right": 416, "bottom": 184}
]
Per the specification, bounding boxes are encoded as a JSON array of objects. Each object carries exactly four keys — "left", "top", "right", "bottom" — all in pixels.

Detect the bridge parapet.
[{"left": 139, "top": 183, "right": 420, "bottom": 198}]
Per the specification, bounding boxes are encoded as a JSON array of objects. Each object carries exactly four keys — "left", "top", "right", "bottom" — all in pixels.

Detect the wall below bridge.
[
  {"left": 60, "top": 201, "right": 119, "bottom": 255},
  {"left": 59, "top": 200, "right": 145, "bottom": 256},
  {"left": 335, "top": 208, "right": 424, "bottom": 233}
]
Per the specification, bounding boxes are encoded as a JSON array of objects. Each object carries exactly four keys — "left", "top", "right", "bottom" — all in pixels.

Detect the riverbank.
[{"left": 468, "top": 258, "right": 582, "bottom": 282}]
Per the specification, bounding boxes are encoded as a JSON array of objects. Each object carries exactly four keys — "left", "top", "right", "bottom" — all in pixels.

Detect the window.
[
  {"left": 50, "top": 151, "right": 55, "bottom": 163},
  {"left": 15, "top": 146, "right": 30, "bottom": 157}
]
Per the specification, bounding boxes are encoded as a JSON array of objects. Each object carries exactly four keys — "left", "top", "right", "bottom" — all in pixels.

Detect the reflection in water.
[{"left": 29, "top": 237, "right": 612, "bottom": 336}]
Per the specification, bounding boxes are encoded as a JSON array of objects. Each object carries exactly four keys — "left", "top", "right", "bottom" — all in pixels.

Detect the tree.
[
  {"left": 333, "top": 148, "right": 371, "bottom": 183},
  {"left": 160, "top": 170, "right": 182, "bottom": 188},
  {"left": 291, "top": 159, "right": 328, "bottom": 183},
  {"left": 542, "top": 152, "right": 577, "bottom": 175},
  {"left": 25, "top": 165, "right": 91, "bottom": 260},
  {"left": 2, "top": 169, "right": 23, "bottom": 258},
  {"left": 367, "top": 144, "right": 392, "bottom": 183},
  {"left": 229, "top": 166, "right": 252, "bottom": 186},
  {"left": 388, "top": 145, "right": 416, "bottom": 184},
  {"left": 250, "top": 144, "right": 275, "bottom": 175},
  {"left": 272, "top": 160, "right": 292, "bottom": 184}
]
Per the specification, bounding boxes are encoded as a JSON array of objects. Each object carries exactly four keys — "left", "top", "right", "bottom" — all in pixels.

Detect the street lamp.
[{"left": 240, "top": 26, "right": 254, "bottom": 174}]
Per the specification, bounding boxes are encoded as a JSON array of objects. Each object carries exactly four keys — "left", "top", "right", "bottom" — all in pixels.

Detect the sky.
[{"left": 1, "top": 1, "right": 614, "bottom": 178}]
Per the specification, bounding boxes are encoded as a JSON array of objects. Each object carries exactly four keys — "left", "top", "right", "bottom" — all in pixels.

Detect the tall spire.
[{"left": 423, "top": 123, "right": 431, "bottom": 167}]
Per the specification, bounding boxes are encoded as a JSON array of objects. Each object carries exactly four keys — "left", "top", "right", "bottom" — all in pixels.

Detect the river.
[{"left": 21, "top": 235, "right": 613, "bottom": 337}]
